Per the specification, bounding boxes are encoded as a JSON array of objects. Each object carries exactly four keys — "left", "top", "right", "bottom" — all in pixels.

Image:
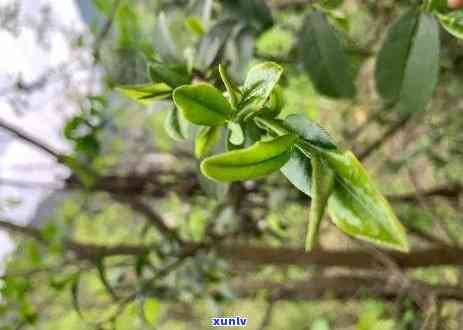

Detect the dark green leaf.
[
  {"left": 173, "top": 83, "right": 232, "bottom": 126},
  {"left": 222, "top": 0, "right": 273, "bottom": 31},
  {"left": 165, "top": 107, "right": 189, "bottom": 141},
  {"left": 201, "top": 135, "right": 296, "bottom": 182},
  {"left": 149, "top": 63, "right": 191, "bottom": 88},
  {"left": 281, "top": 148, "right": 312, "bottom": 196},
  {"left": 306, "top": 156, "right": 335, "bottom": 251},
  {"left": 197, "top": 19, "right": 236, "bottom": 69},
  {"left": 300, "top": 11, "right": 356, "bottom": 98},
  {"left": 195, "top": 125, "right": 222, "bottom": 159},
  {"left": 376, "top": 10, "right": 440, "bottom": 112},
  {"left": 116, "top": 83, "right": 172, "bottom": 104}
]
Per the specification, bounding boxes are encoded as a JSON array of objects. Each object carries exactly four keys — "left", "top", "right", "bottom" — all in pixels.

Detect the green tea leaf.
[
  {"left": 263, "top": 85, "right": 284, "bottom": 118},
  {"left": 143, "top": 298, "right": 160, "bottom": 325},
  {"left": 376, "top": 10, "right": 440, "bottom": 112},
  {"left": 438, "top": 11, "right": 463, "bottom": 39},
  {"left": 227, "top": 122, "right": 245, "bottom": 146},
  {"left": 320, "top": 150, "right": 409, "bottom": 252},
  {"left": 281, "top": 148, "right": 312, "bottom": 196},
  {"left": 201, "top": 135, "right": 296, "bottom": 182},
  {"left": 195, "top": 125, "right": 222, "bottom": 159},
  {"left": 219, "top": 64, "right": 240, "bottom": 109},
  {"left": 116, "top": 83, "right": 172, "bottom": 104},
  {"left": 149, "top": 63, "right": 191, "bottom": 88},
  {"left": 306, "top": 156, "right": 335, "bottom": 251},
  {"left": 165, "top": 107, "right": 189, "bottom": 141},
  {"left": 173, "top": 83, "right": 233, "bottom": 126},
  {"left": 243, "top": 62, "right": 284, "bottom": 107},
  {"left": 300, "top": 11, "right": 356, "bottom": 98},
  {"left": 285, "top": 114, "right": 337, "bottom": 150}
]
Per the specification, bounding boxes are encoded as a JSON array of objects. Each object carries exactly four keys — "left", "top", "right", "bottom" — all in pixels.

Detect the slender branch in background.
[
  {"left": 357, "top": 114, "right": 412, "bottom": 161},
  {"left": 93, "top": 0, "right": 123, "bottom": 61},
  {"left": 258, "top": 299, "right": 276, "bottom": 330},
  {"left": 0, "top": 118, "right": 64, "bottom": 160},
  {"left": 233, "top": 275, "right": 463, "bottom": 302}
]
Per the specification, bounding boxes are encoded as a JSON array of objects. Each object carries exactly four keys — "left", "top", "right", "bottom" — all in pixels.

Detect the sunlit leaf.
[
  {"left": 219, "top": 64, "right": 240, "bottom": 109},
  {"left": 438, "top": 10, "right": 463, "bottom": 39},
  {"left": 243, "top": 62, "right": 283, "bottom": 107},
  {"left": 173, "top": 83, "right": 232, "bottom": 126},
  {"left": 201, "top": 135, "right": 296, "bottom": 182}
]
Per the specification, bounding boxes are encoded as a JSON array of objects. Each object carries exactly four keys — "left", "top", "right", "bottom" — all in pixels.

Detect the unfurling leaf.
[
  {"left": 195, "top": 125, "right": 222, "bottom": 158},
  {"left": 321, "top": 150, "right": 409, "bottom": 252},
  {"left": 375, "top": 9, "right": 440, "bottom": 113},
  {"left": 300, "top": 11, "right": 356, "bottom": 98},
  {"left": 201, "top": 135, "right": 296, "bottom": 182},
  {"left": 306, "top": 156, "right": 335, "bottom": 251},
  {"left": 116, "top": 83, "right": 172, "bottom": 104},
  {"left": 173, "top": 83, "right": 233, "bottom": 126},
  {"left": 263, "top": 85, "right": 284, "bottom": 118},
  {"left": 219, "top": 64, "right": 240, "bottom": 109},
  {"left": 227, "top": 121, "right": 245, "bottom": 146},
  {"left": 165, "top": 107, "right": 189, "bottom": 141},
  {"left": 149, "top": 63, "right": 191, "bottom": 88},
  {"left": 243, "top": 62, "right": 284, "bottom": 107}
]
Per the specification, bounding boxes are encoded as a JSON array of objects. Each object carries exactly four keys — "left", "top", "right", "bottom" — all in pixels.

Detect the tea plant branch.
[
  {"left": 233, "top": 275, "right": 463, "bottom": 302},
  {"left": 357, "top": 114, "right": 412, "bottom": 161},
  {"left": 0, "top": 117, "right": 64, "bottom": 161}
]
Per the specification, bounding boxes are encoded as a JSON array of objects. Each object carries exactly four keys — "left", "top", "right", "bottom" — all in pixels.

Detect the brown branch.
[
  {"left": 0, "top": 118, "right": 63, "bottom": 160},
  {"left": 387, "top": 184, "right": 463, "bottom": 203},
  {"left": 233, "top": 275, "right": 463, "bottom": 302},
  {"left": 357, "top": 114, "right": 412, "bottom": 161}
]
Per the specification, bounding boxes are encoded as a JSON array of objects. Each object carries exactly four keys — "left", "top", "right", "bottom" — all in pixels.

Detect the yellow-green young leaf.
[
  {"left": 165, "top": 107, "right": 189, "bottom": 141},
  {"left": 195, "top": 125, "right": 222, "bottom": 159},
  {"left": 143, "top": 298, "right": 160, "bottom": 325},
  {"left": 219, "top": 64, "right": 240, "bottom": 109},
  {"left": 227, "top": 122, "right": 244, "bottom": 146},
  {"left": 185, "top": 16, "right": 206, "bottom": 35},
  {"left": 149, "top": 63, "right": 191, "bottom": 88},
  {"left": 243, "top": 62, "right": 284, "bottom": 107},
  {"left": 438, "top": 11, "right": 463, "bottom": 39},
  {"left": 321, "top": 150, "right": 409, "bottom": 252},
  {"left": 201, "top": 135, "right": 296, "bottom": 182},
  {"left": 173, "top": 84, "right": 232, "bottom": 126},
  {"left": 116, "top": 83, "right": 172, "bottom": 105},
  {"left": 306, "top": 156, "right": 335, "bottom": 251}
]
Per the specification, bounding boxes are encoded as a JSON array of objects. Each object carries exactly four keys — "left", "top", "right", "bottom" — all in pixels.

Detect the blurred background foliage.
[{"left": 0, "top": 0, "right": 463, "bottom": 329}]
